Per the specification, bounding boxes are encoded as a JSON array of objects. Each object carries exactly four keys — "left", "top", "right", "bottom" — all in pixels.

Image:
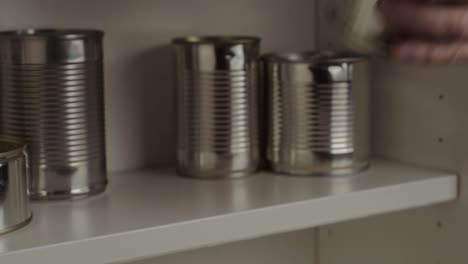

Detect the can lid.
[
  {"left": 314, "top": 51, "right": 368, "bottom": 64},
  {"left": 264, "top": 51, "right": 368, "bottom": 83},
  {"left": 173, "top": 36, "right": 261, "bottom": 45},
  {"left": 0, "top": 29, "right": 104, "bottom": 64},
  {"left": 0, "top": 29, "right": 104, "bottom": 40},
  {"left": 0, "top": 136, "right": 26, "bottom": 159}
]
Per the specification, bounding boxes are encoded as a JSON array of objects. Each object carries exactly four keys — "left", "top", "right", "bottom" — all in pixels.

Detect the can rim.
[
  {"left": 263, "top": 51, "right": 368, "bottom": 63},
  {"left": 0, "top": 136, "right": 26, "bottom": 159},
  {"left": 0, "top": 29, "right": 104, "bottom": 40},
  {"left": 262, "top": 51, "right": 320, "bottom": 62},
  {"left": 172, "top": 36, "right": 261, "bottom": 45},
  {"left": 315, "top": 51, "right": 368, "bottom": 63}
]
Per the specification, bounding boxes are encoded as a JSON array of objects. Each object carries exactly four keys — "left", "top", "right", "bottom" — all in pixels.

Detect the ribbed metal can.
[
  {"left": 173, "top": 36, "right": 261, "bottom": 179},
  {"left": 264, "top": 52, "right": 370, "bottom": 176},
  {"left": 0, "top": 29, "right": 107, "bottom": 199}
]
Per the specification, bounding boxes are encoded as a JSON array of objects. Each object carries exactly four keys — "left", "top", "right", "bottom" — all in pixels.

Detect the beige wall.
[{"left": 0, "top": 0, "right": 317, "bottom": 172}]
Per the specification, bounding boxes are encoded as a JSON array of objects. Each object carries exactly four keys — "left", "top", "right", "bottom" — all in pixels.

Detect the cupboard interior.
[{"left": 2, "top": 0, "right": 467, "bottom": 263}]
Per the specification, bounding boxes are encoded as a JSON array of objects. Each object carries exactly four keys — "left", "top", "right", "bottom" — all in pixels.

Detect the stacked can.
[
  {"left": 0, "top": 29, "right": 107, "bottom": 199},
  {"left": 173, "top": 36, "right": 260, "bottom": 179},
  {"left": 264, "top": 52, "right": 370, "bottom": 176}
]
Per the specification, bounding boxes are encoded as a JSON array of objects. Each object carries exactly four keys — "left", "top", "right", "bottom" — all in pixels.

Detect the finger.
[
  {"left": 391, "top": 40, "right": 468, "bottom": 64},
  {"left": 379, "top": 0, "right": 468, "bottom": 39}
]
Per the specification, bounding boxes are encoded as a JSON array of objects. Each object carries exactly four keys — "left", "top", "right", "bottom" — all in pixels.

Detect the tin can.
[
  {"left": 0, "top": 136, "right": 32, "bottom": 235},
  {"left": 264, "top": 52, "right": 370, "bottom": 176},
  {"left": 173, "top": 36, "right": 261, "bottom": 179},
  {"left": 0, "top": 29, "right": 107, "bottom": 199}
]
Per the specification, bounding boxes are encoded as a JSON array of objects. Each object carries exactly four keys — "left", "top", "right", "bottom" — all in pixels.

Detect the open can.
[
  {"left": 0, "top": 29, "right": 108, "bottom": 199},
  {"left": 173, "top": 36, "right": 261, "bottom": 179},
  {"left": 264, "top": 51, "right": 370, "bottom": 176},
  {"left": 0, "top": 136, "right": 32, "bottom": 235}
]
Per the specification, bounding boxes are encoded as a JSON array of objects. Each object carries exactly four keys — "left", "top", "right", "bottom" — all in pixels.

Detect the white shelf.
[{"left": 0, "top": 159, "right": 457, "bottom": 264}]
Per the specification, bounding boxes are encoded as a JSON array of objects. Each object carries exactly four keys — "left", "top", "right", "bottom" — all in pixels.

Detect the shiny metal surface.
[
  {"left": 265, "top": 52, "right": 370, "bottom": 176},
  {"left": 174, "top": 36, "right": 260, "bottom": 179},
  {"left": 0, "top": 136, "right": 32, "bottom": 235},
  {"left": 0, "top": 29, "right": 107, "bottom": 199}
]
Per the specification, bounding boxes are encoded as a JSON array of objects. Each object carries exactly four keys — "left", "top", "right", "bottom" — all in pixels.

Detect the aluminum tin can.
[
  {"left": 0, "top": 29, "right": 107, "bottom": 199},
  {"left": 0, "top": 136, "right": 32, "bottom": 235},
  {"left": 173, "top": 36, "right": 261, "bottom": 179},
  {"left": 264, "top": 52, "right": 370, "bottom": 176}
]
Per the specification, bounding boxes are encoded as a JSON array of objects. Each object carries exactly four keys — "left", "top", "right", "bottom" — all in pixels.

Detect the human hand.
[{"left": 378, "top": 0, "right": 468, "bottom": 63}]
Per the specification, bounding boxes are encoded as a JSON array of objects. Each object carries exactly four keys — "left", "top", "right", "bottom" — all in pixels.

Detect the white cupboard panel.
[
  {"left": 131, "top": 229, "right": 316, "bottom": 264},
  {"left": 317, "top": 1, "right": 466, "bottom": 263}
]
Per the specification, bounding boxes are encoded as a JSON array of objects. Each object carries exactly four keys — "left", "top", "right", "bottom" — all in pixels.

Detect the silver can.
[
  {"left": 0, "top": 29, "right": 107, "bottom": 199},
  {"left": 264, "top": 52, "right": 370, "bottom": 176},
  {"left": 0, "top": 136, "right": 32, "bottom": 235},
  {"left": 173, "top": 36, "right": 261, "bottom": 179}
]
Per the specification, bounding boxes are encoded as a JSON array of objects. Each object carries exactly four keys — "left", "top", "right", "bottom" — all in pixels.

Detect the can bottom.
[
  {"left": 177, "top": 168, "right": 258, "bottom": 180},
  {"left": 270, "top": 162, "right": 370, "bottom": 177},
  {"left": 30, "top": 182, "right": 107, "bottom": 201},
  {"left": 0, "top": 214, "right": 33, "bottom": 236}
]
